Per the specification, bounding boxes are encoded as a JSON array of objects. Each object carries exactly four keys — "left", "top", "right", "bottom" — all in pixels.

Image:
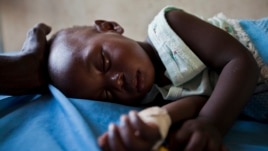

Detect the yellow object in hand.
[{"left": 158, "top": 146, "right": 169, "bottom": 151}]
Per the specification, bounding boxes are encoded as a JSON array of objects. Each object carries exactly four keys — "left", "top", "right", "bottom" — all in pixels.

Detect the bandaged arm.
[{"left": 138, "top": 96, "right": 207, "bottom": 150}]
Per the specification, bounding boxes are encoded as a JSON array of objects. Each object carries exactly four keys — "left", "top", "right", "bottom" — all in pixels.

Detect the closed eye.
[
  {"left": 104, "top": 90, "right": 113, "bottom": 100},
  {"left": 101, "top": 50, "right": 110, "bottom": 73}
]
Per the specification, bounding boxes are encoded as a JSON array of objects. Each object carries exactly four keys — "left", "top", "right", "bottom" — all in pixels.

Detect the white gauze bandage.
[{"left": 138, "top": 106, "right": 171, "bottom": 150}]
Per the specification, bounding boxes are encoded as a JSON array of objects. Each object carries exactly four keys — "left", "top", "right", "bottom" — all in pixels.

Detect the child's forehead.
[
  {"left": 64, "top": 25, "right": 95, "bottom": 33},
  {"left": 50, "top": 26, "right": 94, "bottom": 43},
  {"left": 51, "top": 26, "right": 97, "bottom": 48}
]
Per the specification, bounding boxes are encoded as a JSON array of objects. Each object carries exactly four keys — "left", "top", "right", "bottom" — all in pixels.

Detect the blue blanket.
[
  {"left": 0, "top": 85, "right": 139, "bottom": 151},
  {"left": 240, "top": 17, "right": 268, "bottom": 64},
  {"left": 1, "top": 85, "right": 268, "bottom": 151}
]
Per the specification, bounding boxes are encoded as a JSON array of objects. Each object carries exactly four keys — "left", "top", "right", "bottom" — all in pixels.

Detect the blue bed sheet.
[{"left": 0, "top": 85, "right": 268, "bottom": 151}]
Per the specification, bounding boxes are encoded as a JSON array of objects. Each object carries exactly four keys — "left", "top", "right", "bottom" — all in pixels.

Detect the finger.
[
  {"left": 26, "top": 23, "right": 51, "bottom": 43},
  {"left": 22, "top": 24, "right": 51, "bottom": 53},
  {"left": 33, "top": 23, "right": 51, "bottom": 35},
  {"left": 27, "top": 25, "right": 44, "bottom": 39},
  {"left": 185, "top": 132, "right": 206, "bottom": 151},
  {"left": 108, "top": 123, "right": 126, "bottom": 151},
  {"left": 119, "top": 115, "right": 137, "bottom": 145},
  {"left": 98, "top": 133, "right": 110, "bottom": 151},
  {"left": 128, "top": 111, "right": 160, "bottom": 142},
  {"left": 175, "top": 125, "right": 192, "bottom": 144},
  {"left": 165, "top": 130, "right": 177, "bottom": 150},
  {"left": 119, "top": 115, "right": 150, "bottom": 151}
]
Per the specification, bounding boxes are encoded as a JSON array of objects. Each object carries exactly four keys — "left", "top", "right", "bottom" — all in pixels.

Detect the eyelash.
[
  {"left": 101, "top": 50, "right": 112, "bottom": 100},
  {"left": 104, "top": 90, "right": 113, "bottom": 100},
  {"left": 101, "top": 50, "right": 110, "bottom": 73}
]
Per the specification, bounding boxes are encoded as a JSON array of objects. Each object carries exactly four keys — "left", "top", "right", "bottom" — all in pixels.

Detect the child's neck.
[{"left": 138, "top": 40, "right": 171, "bottom": 87}]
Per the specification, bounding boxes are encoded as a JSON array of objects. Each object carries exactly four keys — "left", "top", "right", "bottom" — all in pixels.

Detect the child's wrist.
[{"left": 138, "top": 106, "right": 171, "bottom": 150}]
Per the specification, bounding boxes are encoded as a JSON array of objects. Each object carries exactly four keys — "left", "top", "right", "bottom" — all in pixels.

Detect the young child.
[
  {"left": 46, "top": 5, "right": 268, "bottom": 151},
  {"left": 1, "top": 5, "right": 267, "bottom": 151}
]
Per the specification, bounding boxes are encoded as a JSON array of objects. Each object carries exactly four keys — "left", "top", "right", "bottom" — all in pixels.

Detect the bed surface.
[{"left": 0, "top": 85, "right": 268, "bottom": 151}]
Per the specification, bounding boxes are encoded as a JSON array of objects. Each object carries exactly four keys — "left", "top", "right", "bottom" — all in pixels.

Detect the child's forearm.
[
  {"left": 198, "top": 54, "right": 258, "bottom": 136},
  {"left": 165, "top": 9, "right": 259, "bottom": 137},
  {"left": 162, "top": 96, "right": 207, "bottom": 124}
]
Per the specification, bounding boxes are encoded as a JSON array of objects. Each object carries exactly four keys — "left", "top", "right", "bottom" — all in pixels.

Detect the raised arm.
[
  {"left": 0, "top": 23, "right": 51, "bottom": 95},
  {"left": 165, "top": 10, "right": 258, "bottom": 150}
]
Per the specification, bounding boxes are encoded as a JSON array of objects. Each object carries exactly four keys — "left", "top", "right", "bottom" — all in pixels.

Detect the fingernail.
[
  {"left": 119, "top": 116, "right": 127, "bottom": 128},
  {"left": 108, "top": 123, "right": 115, "bottom": 131},
  {"left": 120, "top": 115, "right": 127, "bottom": 122},
  {"left": 129, "top": 111, "right": 136, "bottom": 118}
]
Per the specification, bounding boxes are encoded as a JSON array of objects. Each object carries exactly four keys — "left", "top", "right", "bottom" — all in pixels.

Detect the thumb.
[
  {"left": 22, "top": 23, "right": 51, "bottom": 53},
  {"left": 35, "top": 23, "right": 51, "bottom": 35}
]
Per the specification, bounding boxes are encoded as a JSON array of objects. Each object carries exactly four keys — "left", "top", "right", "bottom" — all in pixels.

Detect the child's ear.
[{"left": 94, "top": 20, "right": 124, "bottom": 34}]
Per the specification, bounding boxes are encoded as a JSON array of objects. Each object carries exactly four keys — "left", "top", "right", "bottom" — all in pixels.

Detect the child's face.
[{"left": 48, "top": 21, "right": 155, "bottom": 105}]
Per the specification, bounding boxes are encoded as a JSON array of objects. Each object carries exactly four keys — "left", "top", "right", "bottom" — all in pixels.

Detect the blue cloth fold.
[
  {"left": 0, "top": 85, "right": 138, "bottom": 151},
  {"left": 1, "top": 86, "right": 268, "bottom": 151}
]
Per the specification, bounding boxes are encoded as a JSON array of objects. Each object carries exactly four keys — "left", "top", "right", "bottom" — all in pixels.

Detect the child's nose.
[{"left": 108, "top": 72, "right": 124, "bottom": 90}]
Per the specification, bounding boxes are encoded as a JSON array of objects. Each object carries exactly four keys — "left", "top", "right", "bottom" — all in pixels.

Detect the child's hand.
[
  {"left": 98, "top": 111, "right": 161, "bottom": 151},
  {"left": 167, "top": 118, "right": 228, "bottom": 151}
]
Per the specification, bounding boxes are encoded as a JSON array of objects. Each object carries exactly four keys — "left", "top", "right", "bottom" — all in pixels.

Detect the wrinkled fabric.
[
  {"left": 0, "top": 85, "right": 268, "bottom": 151},
  {"left": 0, "top": 85, "right": 139, "bottom": 151}
]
